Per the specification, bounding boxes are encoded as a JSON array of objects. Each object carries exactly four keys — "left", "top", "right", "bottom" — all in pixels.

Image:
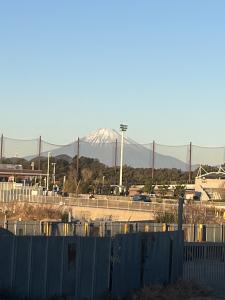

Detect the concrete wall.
[
  {"left": 0, "top": 231, "right": 183, "bottom": 300},
  {"left": 71, "top": 206, "right": 155, "bottom": 221}
]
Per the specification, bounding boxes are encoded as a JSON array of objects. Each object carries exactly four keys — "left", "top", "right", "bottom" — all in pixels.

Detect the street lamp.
[
  {"left": 52, "top": 162, "right": 56, "bottom": 186},
  {"left": 102, "top": 176, "right": 105, "bottom": 194},
  {"left": 119, "top": 124, "right": 128, "bottom": 194}
]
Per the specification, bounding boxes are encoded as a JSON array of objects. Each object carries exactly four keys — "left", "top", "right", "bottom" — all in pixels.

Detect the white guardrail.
[{"left": 0, "top": 193, "right": 178, "bottom": 213}]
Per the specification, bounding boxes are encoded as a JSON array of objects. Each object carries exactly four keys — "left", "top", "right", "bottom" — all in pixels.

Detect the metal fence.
[
  {"left": 183, "top": 242, "right": 225, "bottom": 297},
  {"left": 0, "top": 190, "right": 178, "bottom": 213},
  {"left": 0, "top": 231, "right": 183, "bottom": 299},
  {"left": 1, "top": 134, "right": 225, "bottom": 172},
  {"left": 0, "top": 221, "right": 172, "bottom": 237},
  {"left": 2, "top": 220, "right": 225, "bottom": 243},
  {"left": 1, "top": 189, "right": 224, "bottom": 223}
]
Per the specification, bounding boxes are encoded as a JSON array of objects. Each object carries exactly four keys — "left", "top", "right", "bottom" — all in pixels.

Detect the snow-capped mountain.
[
  {"left": 39, "top": 128, "right": 189, "bottom": 170},
  {"left": 81, "top": 128, "right": 133, "bottom": 144},
  {"left": 82, "top": 128, "right": 119, "bottom": 144}
]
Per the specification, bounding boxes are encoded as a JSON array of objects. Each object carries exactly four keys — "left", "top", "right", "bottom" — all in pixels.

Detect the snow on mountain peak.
[{"left": 82, "top": 128, "right": 121, "bottom": 144}]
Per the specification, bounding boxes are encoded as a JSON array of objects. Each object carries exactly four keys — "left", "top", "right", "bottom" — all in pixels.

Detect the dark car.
[{"left": 132, "top": 195, "right": 151, "bottom": 202}]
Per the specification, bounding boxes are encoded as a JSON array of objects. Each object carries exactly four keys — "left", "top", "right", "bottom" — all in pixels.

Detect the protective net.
[
  {"left": 192, "top": 145, "right": 225, "bottom": 168},
  {"left": 123, "top": 143, "right": 153, "bottom": 168},
  {"left": 1, "top": 135, "right": 225, "bottom": 171},
  {"left": 2, "top": 137, "right": 39, "bottom": 159},
  {"left": 78, "top": 141, "right": 154, "bottom": 168},
  {"left": 41, "top": 140, "right": 77, "bottom": 159},
  {"left": 79, "top": 141, "right": 116, "bottom": 167},
  {"left": 155, "top": 143, "right": 190, "bottom": 171}
]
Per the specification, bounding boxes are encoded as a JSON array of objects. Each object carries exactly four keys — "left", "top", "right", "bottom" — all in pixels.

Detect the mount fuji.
[{"left": 47, "top": 128, "right": 188, "bottom": 170}]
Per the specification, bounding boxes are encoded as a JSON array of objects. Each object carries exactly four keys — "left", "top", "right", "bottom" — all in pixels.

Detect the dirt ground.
[{"left": 131, "top": 281, "right": 223, "bottom": 300}]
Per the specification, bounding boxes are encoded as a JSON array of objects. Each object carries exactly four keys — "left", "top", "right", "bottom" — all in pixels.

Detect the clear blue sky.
[{"left": 0, "top": 1, "right": 225, "bottom": 146}]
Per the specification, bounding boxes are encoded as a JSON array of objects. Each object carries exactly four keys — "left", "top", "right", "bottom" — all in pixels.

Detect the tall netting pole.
[
  {"left": 151, "top": 140, "right": 155, "bottom": 181},
  {"left": 189, "top": 142, "right": 192, "bottom": 183},
  {"left": 114, "top": 139, "right": 118, "bottom": 184},
  {"left": 76, "top": 137, "right": 80, "bottom": 181},
  {"left": 0, "top": 134, "right": 3, "bottom": 163},
  {"left": 38, "top": 136, "right": 42, "bottom": 170}
]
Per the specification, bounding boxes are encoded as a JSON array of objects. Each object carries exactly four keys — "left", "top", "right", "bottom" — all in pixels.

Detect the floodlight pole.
[
  {"left": 119, "top": 124, "right": 127, "bottom": 194},
  {"left": 46, "top": 152, "right": 51, "bottom": 191}
]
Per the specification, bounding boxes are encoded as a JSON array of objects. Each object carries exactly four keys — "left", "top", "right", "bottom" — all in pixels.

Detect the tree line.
[{"left": 1, "top": 155, "right": 217, "bottom": 194}]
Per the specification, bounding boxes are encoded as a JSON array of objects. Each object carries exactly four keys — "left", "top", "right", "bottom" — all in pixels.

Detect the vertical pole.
[
  {"left": 76, "top": 137, "right": 80, "bottom": 181},
  {"left": 119, "top": 131, "right": 124, "bottom": 192},
  {"left": 0, "top": 134, "right": 3, "bottom": 163},
  {"left": 189, "top": 142, "right": 192, "bottom": 184},
  {"left": 52, "top": 163, "right": 56, "bottom": 185},
  {"left": 152, "top": 140, "right": 155, "bottom": 181},
  {"left": 38, "top": 136, "right": 41, "bottom": 170},
  {"left": 63, "top": 176, "right": 66, "bottom": 193},
  {"left": 178, "top": 196, "right": 184, "bottom": 231},
  {"left": 114, "top": 139, "right": 118, "bottom": 184},
  {"left": 46, "top": 152, "right": 50, "bottom": 191}
]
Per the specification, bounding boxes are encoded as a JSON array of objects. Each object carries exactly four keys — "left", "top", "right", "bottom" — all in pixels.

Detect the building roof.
[
  {"left": 196, "top": 165, "right": 225, "bottom": 180},
  {"left": 0, "top": 169, "right": 45, "bottom": 177}
]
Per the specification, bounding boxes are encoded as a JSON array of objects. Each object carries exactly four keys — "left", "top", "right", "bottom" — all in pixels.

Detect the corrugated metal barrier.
[{"left": 0, "top": 231, "right": 183, "bottom": 299}]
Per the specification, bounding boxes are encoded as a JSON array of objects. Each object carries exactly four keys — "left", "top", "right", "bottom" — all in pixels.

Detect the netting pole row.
[
  {"left": 152, "top": 140, "right": 155, "bottom": 181},
  {"left": 189, "top": 142, "right": 192, "bottom": 183},
  {"left": 114, "top": 139, "right": 118, "bottom": 184},
  {"left": 76, "top": 137, "right": 80, "bottom": 181},
  {"left": 38, "top": 136, "right": 42, "bottom": 170},
  {"left": 0, "top": 134, "right": 3, "bottom": 163}
]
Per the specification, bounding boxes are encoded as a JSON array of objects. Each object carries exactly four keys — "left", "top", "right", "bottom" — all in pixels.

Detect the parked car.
[
  {"left": 149, "top": 193, "right": 156, "bottom": 198},
  {"left": 132, "top": 195, "right": 151, "bottom": 202}
]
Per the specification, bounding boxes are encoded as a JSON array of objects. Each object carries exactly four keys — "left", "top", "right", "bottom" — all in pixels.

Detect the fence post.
[
  {"left": 76, "top": 137, "right": 80, "bottom": 181},
  {"left": 152, "top": 140, "right": 155, "bottom": 181},
  {"left": 178, "top": 196, "right": 184, "bottom": 231},
  {"left": 189, "top": 142, "right": 192, "bottom": 183},
  {"left": 0, "top": 134, "right": 3, "bottom": 163},
  {"left": 38, "top": 136, "right": 42, "bottom": 170}
]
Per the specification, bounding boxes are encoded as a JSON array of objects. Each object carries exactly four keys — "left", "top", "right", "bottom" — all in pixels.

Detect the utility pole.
[
  {"left": 189, "top": 142, "right": 192, "bottom": 184},
  {"left": 152, "top": 140, "right": 155, "bottom": 181},
  {"left": 0, "top": 134, "right": 3, "bottom": 163},
  {"left": 38, "top": 136, "right": 42, "bottom": 170},
  {"left": 76, "top": 137, "right": 80, "bottom": 181},
  {"left": 119, "top": 124, "right": 128, "bottom": 194},
  {"left": 178, "top": 195, "right": 184, "bottom": 231}
]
